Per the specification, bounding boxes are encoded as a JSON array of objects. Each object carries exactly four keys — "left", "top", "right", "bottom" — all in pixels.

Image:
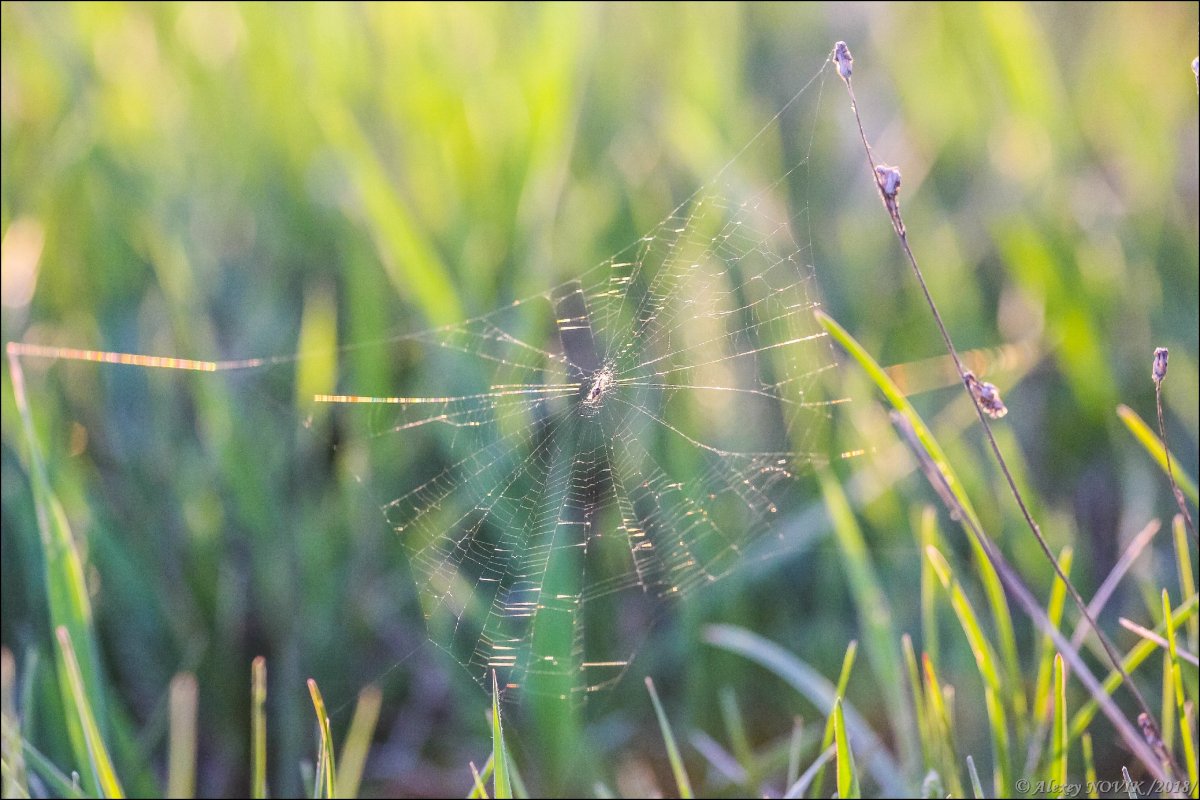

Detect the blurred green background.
[{"left": 1, "top": 2, "right": 1196, "bottom": 797}]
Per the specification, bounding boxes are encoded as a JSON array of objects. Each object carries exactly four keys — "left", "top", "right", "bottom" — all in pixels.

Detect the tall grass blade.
[
  {"left": 251, "top": 657, "right": 267, "bottom": 800},
  {"left": 1081, "top": 733, "right": 1098, "bottom": 799},
  {"left": 1050, "top": 654, "right": 1067, "bottom": 799},
  {"left": 818, "top": 469, "right": 916, "bottom": 774},
  {"left": 817, "top": 312, "right": 1024, "bottom": 721},
  {"left": 467, "top": 754, "right": 494, "bottom": 800},
  {"left": 1117, "top": 405, "right": 1199, "bottom": 505},
  {"left": 918, "top": 507, "right": 941, "bottom": 667},
  {"left": 1164, "top": 591, "right": 1199, "bottom": 794},
  {"left": 490, "top": 672, "right": 511, "bottom": 800},
  {"left": 55, "top": 627, "right": 123, "bottom": 798},
  {"left": 469, "top": 761, "right": 488, "bottom": 800},
  {"left": 335, "top": 685, "right": 382, "bottom": 800},
  {"left": 7, "top": 348, "right": 110, "bottom": 797},
  {"left": 834, "top": 699, "right": 861, "bottom": 799},
  {"left": 307, "top": 679, "right": 337, "bottom": 799},
  {"left": 703, "top": 624, "right": 907, "bottom": 796},
  {"left": 925, "top": 547, "right": 1010, "bottom": 794},
  {"left": 812, "top": 641, "right": 858, "bottom": 798},
  {"left": 1176, "top": 516, "right": 1200, "bottom": 652},
  {"left": 645, "top": 677, "right": 693, "bottom": 799},
  {"left": 922, "top": 654, "right": 964, "bottom": 798},
  {"left": 901, "top": 635, "right": 932, "bottom": 774},
  {"left": 1027, "top": 547, "right": 1074, "bottom": 775},
  {"left": 167, "top": 673, "right": 197, "bottom": 799}
]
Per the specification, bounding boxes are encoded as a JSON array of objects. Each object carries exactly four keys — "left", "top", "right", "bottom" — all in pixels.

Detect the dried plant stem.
[
  {"left": 1155, "top": 381, "right": 1197, "bottom": 541},
  {"left": 831, "top": 42, "right": 1175, "bottom": 772}
]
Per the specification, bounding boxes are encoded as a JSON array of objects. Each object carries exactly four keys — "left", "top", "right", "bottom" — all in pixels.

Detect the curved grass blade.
[
  {"left": 645, "top": 677, "right": 693, "bottom": 799},
  {"left": 1117, "top": 405, "right": 1199, "bottom": 505},
  {"left": 817, "top": 311, "right": 1024, "bottom": 723},
  {"left": 307, "top": 679, "right": 337, "bottom": 799},
  {"left": 834, "top": 698, "right": 861, "bottom": 799}
]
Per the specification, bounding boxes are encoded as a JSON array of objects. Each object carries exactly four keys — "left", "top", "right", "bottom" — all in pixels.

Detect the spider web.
[{"left": 314, "top": 65, "right": 846, "bottom": 703}]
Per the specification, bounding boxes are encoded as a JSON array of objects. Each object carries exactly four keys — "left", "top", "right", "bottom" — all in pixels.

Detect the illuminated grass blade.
[
  {"left": 966, "top": 754, "right": 985, "bottom": 799},
  {"left": 490, "top": 672, "right": 511, "bottom": 800},
  {"left": 834, "top": 699, "right": 860, "bottom": 799},
  {"left": 1049, "top": 654, "right": 1067, "bottom": 799},
  {"left": 703, "top": 625, "right": 908, "bottom": 796},
  {"left": 1117, "top": 405, "right": 1199, "bottom": 504},
  {"left": 7, "top": 350, "right": 110, "bottom": 798},
  {"left": 1081, "top": 733, "right": 1098, "bottom": 799},
  {"left": 335, "top": 684, "right": 381, "bottom": 800},
  {"left": 900, "top": 635, "right": 931, "bottom": 775},
  {"left": 645, "top": 677, "right": 693, "bottom": 799},
  {"left": 468, "top": 754, "right": 494, "bottom": 800},
  {"left": 918, "top": 507, "right": 941, "bottom": 668},
  {"left": 926, "top": 546, "right": 1010, "bottom": 795},
  {"left": 818, "top": 469, "right": 915, "bottom": 773},
  {"left": 56, "top": 627, "right": 123, "bottom": 798},
  {"left": 922, "top": 653, "right": 964, "bottom": 799},
  {"left": 1027, "top": 547, "right": 1073, "bottom": 775},
  {"left": 817, "top": 311, "right": 1024, "bottom": 724},
  {"left": 307, "top": 679, "right": 336, "bottom": 799},
  {"left": 1176, "top": 516, "right": 1200, "bottom": 652},
  {"left": 167, "top": 673, "right": 197, "bottom": 799},
  {"left": 1164, "top": 591, "right": 1199, "bottom": 794},
  {"left": 812, "top": 641, "right": 858, "bottom": 798},
  {"left": 251, "top": 657, "right": 267, "bottom": 800}
]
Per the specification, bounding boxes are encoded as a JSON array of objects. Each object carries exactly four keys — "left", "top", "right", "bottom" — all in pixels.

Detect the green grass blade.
[
  {"left": 1164, "top": 591, "right": 1199, "bottom": 794},
  {"left": 645, "top": 677, "right": 693, "bottom": 799},
  {"left": 922, "top": 654, "right": 964, "bottom": 799},
  {"left": 918, "top": 507, "right": 941, "bottom": 668},
  {"left": 703, "top": 624, "right": 907, "bottom": 796},
  {"left": 56, "top": 627, "right": 123, "bottom": 798},
  {"left": 1049, "top": 654, "right": 1067, "bottom": 799},
  {"left": 812, "top": 641, "right": 858, "bottom": 797},
  {"left": 14, "top": 734, "right": 86, "bottom": 799},
  {"left": 307, "top": 679, "right": 337, "bottom": 799},
  {"left": 167, "top": 673, "right": 197, "bottom": 799},
  {"left": 834, "top": 698, "right": 861, "bottom": 799},
  {"left": 818, "top": 469, "right": 916, "bottom": 774},
  {"left": 7, "top": 350, "right": 110, "bottom": 797},
  {"left": 1117, "top": 405, "right": 1199, "bottom": 505},
  {"left": 1176, "top": 516, "right": 1200, "bottom": 653},
  {"left": 901, "top": 635, "right": 931, "bottom": 773},
  {"left": 335, "top": 684, "right": 381, "bottom": 800},
  {"left": 817, "top": 312, "right": 1024, "bottom": 724},
  {"left": 490, "top": 672, "right": 511, "bottom": 800},
  {"left": 251, "top": 657, "right": 267, "bottom": 800},
  {"left": 467, "top": 754, "right": 494, "bottom": 800},
  {"left": 469, "top": 762, "right": 488, "bottom": 800},
  {"left": 966, "top": 754, "right": 985, "bottom": 799},
  {"left": 926, "top": 547, "right": 1010, "bottom": 795},
  {"left": 1027, "top": 547, "right": 1073, "bottom": 775},
  {"left": 1, "top": 649, "right": 28, "bottom": 800},
  {"left": 1081, "top": 733, "right": 1098, "bottom": 799}
]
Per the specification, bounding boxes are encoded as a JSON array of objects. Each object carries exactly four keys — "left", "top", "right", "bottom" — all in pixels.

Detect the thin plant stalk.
[
  {"left": 1153, "top": 349, "right": 1197, "bottom": 541},
  {"left": 830, "top": 40, "right": 1170, "bottom": 762}
]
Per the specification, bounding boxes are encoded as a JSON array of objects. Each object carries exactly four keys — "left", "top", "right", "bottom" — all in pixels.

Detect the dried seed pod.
[
  {"left": 875, "top": 165, "right": 902, "bottom": 199},
  {"left": 1153, "top": 347, "right": 1169, "bottom": 386},
  {"left": 963, "top": 370, "right": 1008, "bottom": 419},
  {"left": 833, "top": 41, "right": 854, "bottom": 81}
]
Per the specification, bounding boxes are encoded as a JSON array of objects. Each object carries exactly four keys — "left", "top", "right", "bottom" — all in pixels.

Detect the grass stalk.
[
  {"left": 1152, "top": 350, "right": 1197, "bottom": 540},
  {"left": 167, "top": 673, "right": 197, "bottom": 800},
  {"left": 307, "top": 679, "right": 336, "bottom": 799},
  {"left": 645, "top": 676, "right": 693, "bottom": 799},
  {"left": 251, "top": 657, "right": 267, "bottom": 800}
]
